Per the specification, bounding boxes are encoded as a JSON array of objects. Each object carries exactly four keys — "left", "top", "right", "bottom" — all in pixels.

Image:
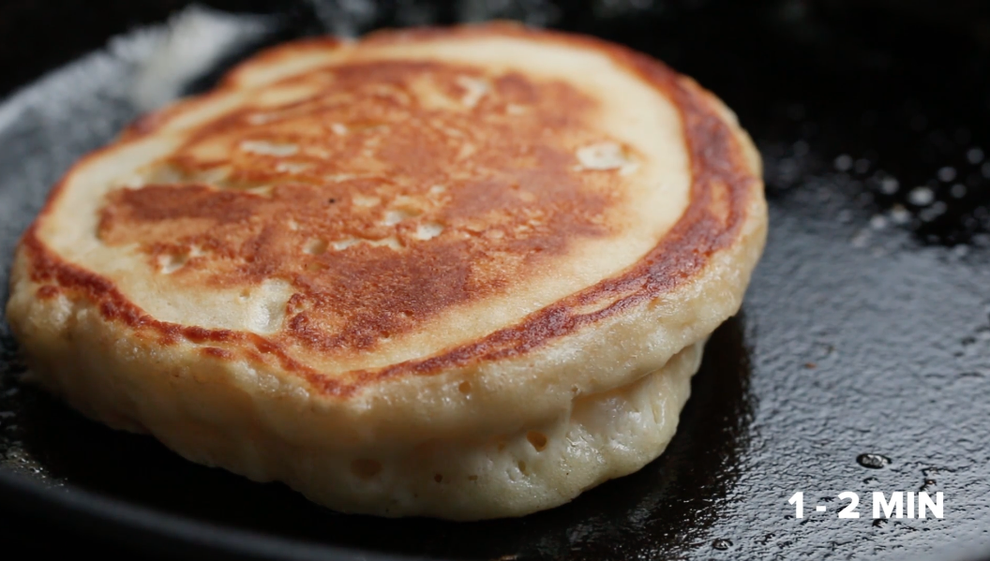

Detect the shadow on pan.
[{"left": 2, "top": 0, "right": 990, "bottom": 559}]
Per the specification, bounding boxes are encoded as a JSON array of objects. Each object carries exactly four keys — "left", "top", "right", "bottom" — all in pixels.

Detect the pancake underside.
[{"left": 10, "top": 277, "right": 702, "bottom": 518}]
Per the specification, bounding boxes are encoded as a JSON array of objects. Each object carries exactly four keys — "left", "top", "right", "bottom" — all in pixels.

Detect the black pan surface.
[{"left": 1, "top": 1, "right": 990, "bottom": 559}]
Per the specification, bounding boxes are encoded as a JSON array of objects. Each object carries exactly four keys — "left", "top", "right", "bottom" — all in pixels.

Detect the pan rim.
[{"left": 0, "top": 467, "right": 437, "bottom": 561}]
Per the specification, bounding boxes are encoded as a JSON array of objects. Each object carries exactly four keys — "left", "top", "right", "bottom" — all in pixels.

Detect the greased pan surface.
[{"left": 1, "top": 1, "right": 989, "bottom": 559}]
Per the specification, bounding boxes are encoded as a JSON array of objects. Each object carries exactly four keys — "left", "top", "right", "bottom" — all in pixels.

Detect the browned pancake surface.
[
  {"left": 20, "top": 24, "right": 761, "bottom": 397},
  {"left": 97, "top": 59, "right": 623, "bottom": 355}
]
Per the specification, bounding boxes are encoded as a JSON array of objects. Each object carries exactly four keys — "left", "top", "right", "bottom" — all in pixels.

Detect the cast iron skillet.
[{"left": 2, "top": 1, "right": 990, "bottom": 559}]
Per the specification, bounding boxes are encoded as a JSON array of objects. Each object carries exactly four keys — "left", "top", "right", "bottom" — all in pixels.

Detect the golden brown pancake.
[{"left": 6, "top": 22, "right": 766, "bottom": 519}]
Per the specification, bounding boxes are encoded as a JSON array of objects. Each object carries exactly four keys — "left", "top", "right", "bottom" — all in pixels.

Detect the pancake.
[{"left": 5, "top": 23, "right": 767, "bottom": 519}]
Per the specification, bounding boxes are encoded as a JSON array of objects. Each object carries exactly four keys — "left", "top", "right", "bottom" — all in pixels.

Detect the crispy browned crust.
[
  {"left": 99, "top": 57, "right": 620, "bottom": 355},
  {"left": 20, "top": 23, "right": 760, "bottom": 397}
]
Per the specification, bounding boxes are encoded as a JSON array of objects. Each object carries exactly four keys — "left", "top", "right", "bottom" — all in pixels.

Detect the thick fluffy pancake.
[{"left": 6, "top": 23, "right": 766, "bottom": 519}]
